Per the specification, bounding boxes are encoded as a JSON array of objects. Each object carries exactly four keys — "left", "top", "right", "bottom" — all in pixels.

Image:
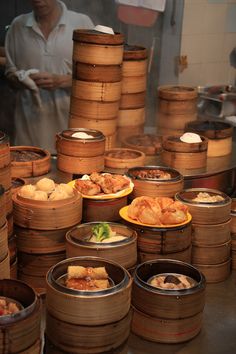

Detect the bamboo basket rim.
[
  {"left": 57, "top": 128, "right": 105, "bottom": 142},
  {"left": 66, "top": 221, "right": 137, "bottom": 249},
  {"left": 175, "top": 188, "right": 231, "bottom": 207},
  {"left": 73, "top": 29, "right": 124, "bottom": 45},
  {"left": 123, "top": 44, "right": 148, "bottom": 60},
  {"left": 104, "top": 148, "right": 145, "bottom": 162},
  {"left": 13, "top": 190, "right": 82, "bottom": 207},
  {"left": 192, "top": 240, "right": 231, "bottom": 248},
  {"left": 10, "top": 146, "right": 51, "bottom": 166},
  {"left": 46, "top": 256, "right": 132, "bottom": 298},
  {"left": 133, "top": 259, "right": 206, "bottom": 296},
  {"left": 158, "top": 85, "right": 198, "bottom": 100},
  {"left": 186, "top": 120, "right": 233, "bottom": 139}
]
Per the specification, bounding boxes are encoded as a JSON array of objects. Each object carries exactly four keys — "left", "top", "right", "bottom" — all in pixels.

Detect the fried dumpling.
[{"left": 128, "top": 196, "right": 162, "bottom": 225}]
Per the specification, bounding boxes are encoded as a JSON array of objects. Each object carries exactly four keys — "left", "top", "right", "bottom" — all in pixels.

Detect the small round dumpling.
[
  {"left": 32, "top": 190, "right": 48, "bottom": 201},
  {"left": 49, "top": 190, "right": 69, "bottom": 201},
  {"left": 57, "top": 184, "right": 74, "bottom": 196},
  {"left": 18, "top": 184, "right": 36, "bottom": 199},
  {"left": 36, "top": 178, "right": 55, "bottom": 193}
]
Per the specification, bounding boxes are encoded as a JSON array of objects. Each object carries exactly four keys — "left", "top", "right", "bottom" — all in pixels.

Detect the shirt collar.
[{"left": 25, "top": 0, "right": 67, "bottom": 28}]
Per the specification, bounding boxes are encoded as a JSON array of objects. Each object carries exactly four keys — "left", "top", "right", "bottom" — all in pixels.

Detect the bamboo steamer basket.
[
  {"left": 7, "top": 213, "right": 14, "bottom": 239},
  {"left": 186, "top": 120, "right": 233, "bottom": 157},
  {"left": 127, "top": 166, "right": 184, "bottom": 199},
  {"left": 0, "top": 221, "right": 8, "bottom": 262},
  {"left": 122, "top": 60, "right": 147, "bottom": 77},
  {"left": 192, "top": 240, "right": 231, "bottom": 265},
  {"left": 158, "top": 112, "right": 198, "bottom": 130},
  {"left": 105, "top": 132, "right": 117, "bottom": 150},
  {"left": 8, "top": 234, "right": 17, "bottom": 264},
  {"left": 104, "top": 148, "right": 145, "bottom": 170},
  {"left": 0, "top": 164, "right": 11, "bottom": 190},
  {"left": 158, "top": 85, "right": 198, "bottom": 101},
  {"left": 132, "top": 307, "right": 202, "bottom": 344},
  {"left": 4, "top": 187, "right": 13, "bottom": 216},
  {"left": 0, "top": 252, "right": 10, "bottom": 279},
  {"left": 69, "top": 116, "right": 117, "bottom": 136},
  {"left": 72, "top": 80, "right": 122, "bottom": 102},
  {"left": 158, "top": 98, "right": 197, "bottom": 115},
  {"left": 121, "top": 75, "right": 147, "bottom": 94},
  {"left": 73, "top": 30, "right": 124, "bottom": 66},
  {"left": 231, "top": 233, "right": 236, "bottom": 251},
  {"left": 70, "top": 97, "right": 120, "bottom": 120},
  {"left": 231, "top": 199, "right": 236, "bottom": 233},
  {"left": 13, "top": 190, "right": 82, "bottom": 230},
  {"left": 46, "top": 310, "right": 132, "bottom": 354},
  {"left": 131, "top": 259, "right": 205, "bottom": 343},
  {"left": 122, "top": 134, "right": 162, "bottom": 165},
  {"left": 56, "top": 129, "right": 105, "bottom": 158},
  {"left": 66, "top": 222, "right": 137, "bottom": 269},
  {"left": 161, "top": 135, "right": 208, "bottom": 169},
  {"left": 117, "top": 124, "right": 144, "bottom": 145},
  {"left": 0, "top": 279, "right": 41, "bottom": 354},
  {"left": 46, "top": 257, "right": 132, "bottom": 325},
  {"left": 192, "top": 259, "right": 231, "bottom": 283},
  {"left": 83, "top": 195, "right": 128, "bottom": 222},
  {"left": 120, "top": 92, "right": 146, "bottom": 109},
  {"left": 57, "top": 153, "right": 104, "bottom": 175},
  {"left": 175, "top": 188, "right": 231, "bottom": 225},
  {"left": 10, "top": 259, "right": 17, "bottom": 280},
  {"left": 18, "top": 273, "right": 47, "bottom": 295},
  {"left": 192, "top": 220, "right": 231, "bottom": 245},
  {"left": 10, "top": 146, "right": 51, "bottom": 178},
  {"left": 15, "top": 226, "right": 68, "bottom": 254},
  {"left": 73, "top": 62, "right": 122, "bottom": 83},
  {"left": 0, "top": 131, "right": 10, "bottom": 169},
  {"left": 231, "top": 248, "right": 236, "bottom": 270},
  {"left": 138, "top": 246, "right": 191, "bottom": 263},
  {"left": 0, "top": 185, "right": 5, "bottom": 228},
  {"left": 117, "top": 107, "right": 145, "bottom": 127}
]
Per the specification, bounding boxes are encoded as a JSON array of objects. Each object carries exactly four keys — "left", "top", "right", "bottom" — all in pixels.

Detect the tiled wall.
[{"left": 179, "top": 0, "right": 236, "bottom": 87}]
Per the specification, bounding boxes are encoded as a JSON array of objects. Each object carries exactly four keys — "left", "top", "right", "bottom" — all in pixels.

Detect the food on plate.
[
  {"left": 36, "top": 177, "right": 55, "bottom": 193},
  {"left": 192, "top": 192, "right": 224, "bottom": 203},
  {"left": 148, "top": 273, "right": 197, "bottom": 290},
  {"left": 89, "top": 222, "right": 126, "bottom": 243},
  {"left": 127, "top": 196, "right": 188, "bottom": 225},
  {"left": 18, "top": 178, "right": 74, "bottom": 201},
  {"left": 180, "top": 132, "right": 202, "bottom": 143},
  {"left": 0, "top": 297, "right": 21, "bottom": 316},
  {"left": 75, "top": 172, "right": 131, "bottom": 196},
  {"left": 65, "top": 266, "right": 109, "bottom": 291},
  {"left": 131, "top": 169, "right": 171, "bottom": 180}
]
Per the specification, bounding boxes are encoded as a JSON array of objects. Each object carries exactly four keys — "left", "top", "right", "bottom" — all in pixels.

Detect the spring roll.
[{"left": 67, "top": 266, "right": 108, "bottom": 280}]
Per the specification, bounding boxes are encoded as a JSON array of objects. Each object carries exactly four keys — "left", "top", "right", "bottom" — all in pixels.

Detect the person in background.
[{"left": 4, "top": 0, "right": 94, "bottom": 153}]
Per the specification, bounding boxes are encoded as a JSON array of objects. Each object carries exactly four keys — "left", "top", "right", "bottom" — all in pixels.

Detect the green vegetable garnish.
[{"left": 91, "top": 223, "right": 113, "bottom": 242}]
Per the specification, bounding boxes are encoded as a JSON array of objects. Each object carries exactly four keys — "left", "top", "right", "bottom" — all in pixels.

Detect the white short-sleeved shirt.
[{"left": 5, "top": 1, "right": 93, "bottom": 153}]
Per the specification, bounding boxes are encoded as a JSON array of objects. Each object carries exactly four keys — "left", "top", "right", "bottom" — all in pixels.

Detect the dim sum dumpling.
[
  {"left": 32, "top": 190, "right": 48, "bottom": 201},
  {"left": 57, "top": 184, "right": 74, "bottom": 196},
  {"left": 49, "top": 189, "right": 69, "bottom": 201},
  {"left": 18, "top": 184, "right": 36, "bottom": 199},
  {"left": 36, "top": 178, "right": 55, "bottom": 193}
]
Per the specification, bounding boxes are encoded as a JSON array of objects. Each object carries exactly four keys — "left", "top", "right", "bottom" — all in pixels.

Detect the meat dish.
[
  {"left": 0, "top": 297, "right": 21, "bottom": 316},
  {"left": 65, "top": 266, "right": 110, "bottom": 291},
  {"left": 127, "top": 196, "right": 188, "bottom": 225},
  {"left": 131, "top": 169, "right": 171, "bottom": 180},
  {"left": 192, "top": 192, "right": 224, "bottom": 203},
  {"left": 11, "top": 150, "right": 45, "bottom": 162},
  {"left": 148, "top": 273, "right": 197, "bottom": 290}
]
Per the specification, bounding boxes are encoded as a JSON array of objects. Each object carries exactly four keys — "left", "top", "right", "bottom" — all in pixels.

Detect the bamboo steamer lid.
[
  {"left": 104, "top": 148, "right": 145, "bottom": 169},
  {"left": 158, "top": 85, "right": 198, "bottom": 101},
  {"left": 73, "top": 29, "right": 124, "bottom": 45},
  {"left": 73, "top": 61, "right": 122, "bottom": 82},
  {"left": 10, "top": 146, "right": 51, "bottom": 178},
  {"left": 0, "top": 131, "right": 10, "bottom": 169}
]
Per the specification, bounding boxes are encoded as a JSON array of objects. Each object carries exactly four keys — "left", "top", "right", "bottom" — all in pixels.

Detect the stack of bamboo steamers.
[
  {"left": 69, "top": 29, "right": 124, "bottom": 150},
  {"left": 0, "top": 131, "right": 12, "bottom": 279}
]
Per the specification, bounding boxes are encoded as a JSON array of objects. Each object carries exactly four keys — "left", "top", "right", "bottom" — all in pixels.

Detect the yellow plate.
[
  {"left": 119, "top": 206, "right": 192, "bottom": 228},
  {"left": 68, "top": 179, "right": 133, "bottom": 200}
]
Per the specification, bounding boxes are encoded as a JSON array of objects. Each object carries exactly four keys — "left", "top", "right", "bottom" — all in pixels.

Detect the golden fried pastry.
[
  {"left": 155, "top": 197, "right": 174, "bottom": 210},
  {"left": 128, "top": 196, "right": 162, "bottom": 225},
  {"left": 90, "top": 172, "right": 130, "bottom": 194},
  {"left": 75, "top": 180, "right": 101, "bottom": 196}
]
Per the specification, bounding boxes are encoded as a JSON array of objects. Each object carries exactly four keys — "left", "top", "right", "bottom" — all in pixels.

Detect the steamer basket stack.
[
  {"left": 230, "top": 199, "right": 236, "bottom": 269},
  {"left": 157, "top": 85, "right": 198, "bottom": 136},
  {"left": 0, "top": 131, "right": 11, "bottom": 279},
  {"left": 117, "top": 45, "right": 148, "bottom": 144},
  {"left": 69, "top": 29, "right": 124, "bottom": 150},
  {"left": 176, "top": 188, "right": 231, "bottom": 283}
]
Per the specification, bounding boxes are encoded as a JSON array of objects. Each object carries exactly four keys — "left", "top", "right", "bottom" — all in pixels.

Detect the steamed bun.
[
  {"left": 49, "top": 189, "right": 69, "bottom": 201},
  {"left": 58, "top": 183, "right": 74, "bottom": 196},
  {"left": 18, "top": 184, "right": 36, "bottom": 199},
  {"left": 32, "top": 190, "right": 48, "bottom": 201},
  {"left": 36, "top": 178, "right": 55, "bottom": 193}
]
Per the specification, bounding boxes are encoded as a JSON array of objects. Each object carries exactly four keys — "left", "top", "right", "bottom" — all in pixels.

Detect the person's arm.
[{"left": 30, "top": 72, "right": 72, "bottom": 90}]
